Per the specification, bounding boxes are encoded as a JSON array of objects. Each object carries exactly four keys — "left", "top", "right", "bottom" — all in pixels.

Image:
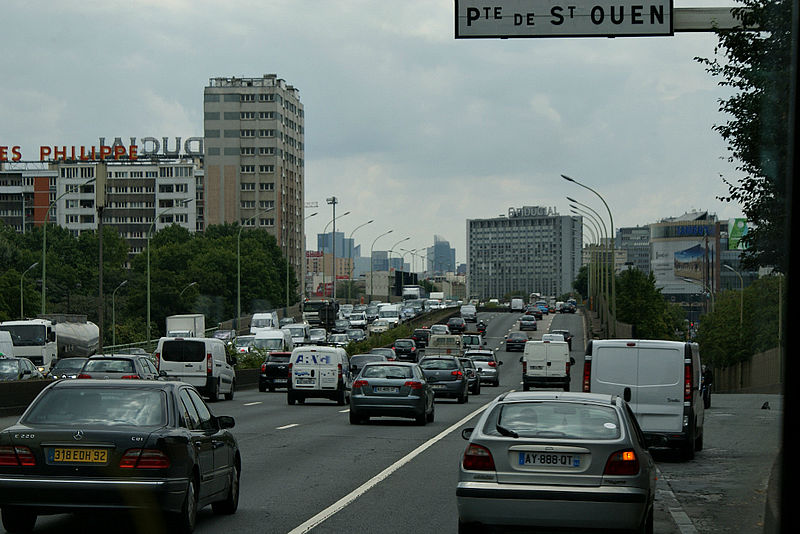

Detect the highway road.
[{"left": 0, "top": 310, "right": 782, "bottom": 533}]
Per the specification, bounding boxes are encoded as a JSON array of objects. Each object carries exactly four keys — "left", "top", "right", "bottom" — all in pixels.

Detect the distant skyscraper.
[{"left": 427, "top": 235, "right": 456, "bottom": 274}]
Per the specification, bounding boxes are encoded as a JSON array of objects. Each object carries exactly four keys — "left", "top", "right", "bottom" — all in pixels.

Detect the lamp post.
[
  {"left": 112, "top": 280, "right": 128, "bottom": 347},
  {"left": 681, "top": 277, "right": 715, "bottom": 315},
  {"left": 723, "top": 264, "right": 744, "bottom": 327},
  {"left": 388, "top": 237, "right": 410, "bottom": 302},
  {"left": 20, "top": 262, "right": 39, "bottom": 319},
  {"left": 370, "top": 229, "right": 393, "bottom": 301},
  {"left": 41, "top": 176, "right": 97, "bottom": 314},
  {"left": 321, "top": 210, "right": 350, "bottom": 299},
  {"left": 570, "top": 206, "right": 607, "bottom": 322},
  {"left": 326, "top": 197, "right": 339, "bottom": 299},
  {"left": 179, "top": 282, "right": 198, "bottom": 297},
  {"left": 347, "top": 219, "right": 374, "bottom": 303},
  {"left": 300, "top": 212, "right": 318, "bottom": 303},
  {"left": 563, "top": 175, "right": 616, "bottom": 336},
  {"left": 237, "top": 206, "right": 275, "bottom": 334},
  {"left": 147, "top": 198, "right": 193, "bottom": 345}
]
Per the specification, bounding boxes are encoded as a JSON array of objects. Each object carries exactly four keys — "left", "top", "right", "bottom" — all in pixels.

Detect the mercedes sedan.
[
  {"left": 457, "top": 391, "right": 656, "bottom": 533},
  {"left": 0, "top": 380, "right": 240, "bottom": 533}
]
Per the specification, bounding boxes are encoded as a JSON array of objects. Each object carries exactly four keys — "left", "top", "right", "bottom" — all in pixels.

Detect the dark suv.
[
  {"left": 392, "top": 338, "right": 418, "bottom": 362},
  {"left": 259, "top": 351, "right": 292, "bottom": 392},
  {"left": 447, "top": 317, "right": 467, "bottom": 334},
  {"left": 411, "top": 328, "right": 431, "bottom": 348}
]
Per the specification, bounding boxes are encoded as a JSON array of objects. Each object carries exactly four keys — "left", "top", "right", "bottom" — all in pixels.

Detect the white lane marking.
[
  {"left": 243, "top": 401, "right": 262, "bottom": 406},
  {"left": 276, "top": 423, "right": 299, "bottom": 430},
  {"left": 339, "top": 409, "right": 350, "bottom": 413},
  {"left": 288, "top": 403, "right": 491, "bottom": 534}
]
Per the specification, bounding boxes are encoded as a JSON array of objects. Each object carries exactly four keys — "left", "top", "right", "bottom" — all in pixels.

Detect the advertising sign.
[
  {"left": 455, "top": 0, "right": 674, "bottom": 38},
  {"left": 728, "top": 218, "right": 748, "bottom": 250},
  {"left": 651, "top": 238, "right": 715, "bottom": 295}
]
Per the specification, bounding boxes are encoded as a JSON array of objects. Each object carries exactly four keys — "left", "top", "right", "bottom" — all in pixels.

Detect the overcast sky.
[{"left": 2, "top": 0, "right": 743, "bottom": 265}]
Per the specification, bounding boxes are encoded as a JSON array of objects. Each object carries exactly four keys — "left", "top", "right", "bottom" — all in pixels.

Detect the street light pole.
[
  {"left": 563, "top": 175, "right": 617, "bottom": 337},
  {"left": 238, "top": 206, "right": 275, "bottom": 335},
  {"left": 370, "top": 230, "right": 393, "bottom": 301},
  {"left": 20, "top": 262, "right": 39, "bottom": 319},
  {"left": 570, "top": 206, "right": 607, "bottom": 323},
  {"left": 147, "top": 198, "right": 193, "bottom": 346},
  {"left": 41, "top": 176, "right": 97, "bottom": 314},
  {"left": 347, "top": 219, "right": 374, "bottom": 303},
  {"left": 388, "top": 237, "right": 410, "bottom": 302},
  {"left": 179, "top": 281, "right": 198, "bottom": 298},
  {"left": 723, "top": 264, "right": 744, "bottom": 327},
  {"left": 320, "top": 210, "right": 350, "bottom": 299},
  {"left": 300, "top": 212, "right": 318, "bottom": 303},
  {"left": 112, "top": 280, "right": 128, "bottom": 347},
  {"left": 326, "top": 197, "right": 338, "bottom": 300}
]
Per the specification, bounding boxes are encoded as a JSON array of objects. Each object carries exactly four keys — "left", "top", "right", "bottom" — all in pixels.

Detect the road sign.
[{"left": 455, "top": 0, "right": 674, "bottom": 38}]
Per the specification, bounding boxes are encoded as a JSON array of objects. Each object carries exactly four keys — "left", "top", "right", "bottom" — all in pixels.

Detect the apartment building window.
[
  {"left": 241, "top": 111, "right": 256, "bottom": 119},
  {"left": 259, "top": 129, "right": 276, "bottom": 137},
  {"left": 146, "top": 171, "right": 158, "bottom": 178},
  {"left": 241, "top": 147, "right": 255, "bottom": 156},
  {"left": 240, "top": 94, "right": 255, "bottom": 102},
  {"left": 259, "top": 111, "right": 275, "bottom": 119},
  {"left": 259, "top": 94, "right": 275, "bottom": 102},
  {"left": 260, "top": 218, "right": 274, "bottom": 226},
  {"left": 175, "top": 184, "right": 188, "bottom": 193},
  {"left": 241, "top": 201, "right": 256, "bottom": 209},
  {"left": 241, "top": 183, "right": 255, "bottom": 191},
  {"left": 241, "top": 129, "right": 256, "bottom": 137},
  {"left": 259, "top": 165, "right": 275, "bottom": 173},
  {"left": 240, "top": 165, "right": 255, "bottom": 174},
  {"left": 61, "top": 167, "right": 78, "bottom": 178},
  {"left": 259, "top": 200, "right": 274, "bottom": 209},
  {"left": 259, "top": 147, "right": 276, "bottom": 155},
  {"left": 159, "top": 184, "right": 174, "bottom": 193},
  {"left": 259, "top": 182, "right": 275, "bottom": 191}
]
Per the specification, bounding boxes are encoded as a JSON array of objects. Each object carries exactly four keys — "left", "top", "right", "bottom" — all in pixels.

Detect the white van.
[
  {"left": 521, "top": 340, "right": 573, "bottom": 391},
  {"left": 377, "top": 305, "right": 401, "bottom": 326},
  {"left": 282, "top": 323, "right": 311, "bottom": 346},
  {"left": 253, "top": 329, "right": 294, "bottom": 353},
  {"left": 584, "top": 339, "right": 705, "bottom": 460},
  {"left": 510, "top": 298, "right": 524, "bottom": 312},
  {"left": 0, "top": 331, "right": 14, "bottom": 358},
  {"left": 250, "top": 311, "right": 279, "bottom": 334},
  {"left": 287, "top": 346, "right": 351, "bottom": 405},
  {"left": 460, "top": 304, "right": 477, "bottom": 322},
  {"left": 155, "top": 337, "right": 236, "bottom": 401}
]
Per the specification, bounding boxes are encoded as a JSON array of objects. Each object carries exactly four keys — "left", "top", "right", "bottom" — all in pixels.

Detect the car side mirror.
[
  {"left": 159, "top": 370, "right": 168, "bottom": 377},
  {"left": 461, "top": 428, "right": 473, "bottom": 440},
  {"left": 23, "top": 369, "right": 32, "bottom": 375},
  {"left": 217, "top": 415, "right": 236, "bottom": 429},
  {"left": 623, "top": 387, "right": 632, "bottom": 402},
  {"left": 499, "top": 361, "right": 504, "bottom": 365},
  {"left": 519, "top": 357, "right": 523, "bottom": 363}
]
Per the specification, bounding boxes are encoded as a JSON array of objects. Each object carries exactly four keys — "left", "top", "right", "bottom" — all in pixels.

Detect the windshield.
[
  {"left": 304, "top": 301, "right": 329, "bottom": 312},
  {"left": 23, "top": 388, "right": 167, "bottom": 427},
  {"left": 378, "top": 310, "right": 398, "bottom": 318},
  {"left": 52, "top": 359, "right": 86, "bottom": 372},
  {"left": 362, "top": 365, "right": 413, "bottom": 379},
  {"left": 251, "top": 318, "right": 274, "bottom": 328},
  {"left": 0, "top": 325, "right": 47, "bottom": 346},
  {"left": 420, "top": 358, "right": 457, "bottom": 370}
]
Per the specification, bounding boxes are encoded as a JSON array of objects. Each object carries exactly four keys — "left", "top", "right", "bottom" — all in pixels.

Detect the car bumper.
[
  {"left": 505, "top": 343, "right": 525, "bottom": 351},
  {"left": 260, "top": 374, "right": 289, "bottom": 389},
  {"left": 350, "top": 395, "right": 426, "bottom": 418},
  {"left": 477, "top": 369, "right": 498, "bottom": 383},
  {"left": 0, "top": 474, "right": 188, "bottom": 513},
  {"left": 429, "top": 381, "right": 466, "bottom": 398},
  {"left": 456, "top": 481, "right": 649, "bottom": 529},
  {"left": 523, "top": 375, "right": 569, "bottom": 387}
]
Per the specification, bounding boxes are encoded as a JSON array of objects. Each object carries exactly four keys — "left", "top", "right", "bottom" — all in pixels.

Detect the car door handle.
[{"left": 212, "top": 441, "right": 225, "bottom": 449}]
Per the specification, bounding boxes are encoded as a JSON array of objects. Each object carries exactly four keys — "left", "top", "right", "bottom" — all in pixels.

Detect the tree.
[
  {"left": 695, "top": 0, "right": 793, "bottom": 272},
  {"left": 572, "top": 265, "right": 588, "bottom": 298},
  {"left": 615, "top": 269, "right": 685, "bottom": 340}
]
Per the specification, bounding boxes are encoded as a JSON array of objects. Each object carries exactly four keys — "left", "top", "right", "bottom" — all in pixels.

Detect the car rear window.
[
  {"left": 468, "top": 354, "right": 494, "bottom": 362},
  {"left": 351, "top": 355, "right": 386, "bottom": 366},
  {"left": 23, "top": 388, "right": 167, "bottom": 427},
  {"left": 483, "top": 402, "right": 621, "bottom": 440},
  {"left": 420, "top": 358, "right": 457, "bottom": 370},
  {"left": 395, "top": 340, "right": 412, "bottom": 347},
  {"left": 267, "top": 354, "right": 290, "bottom": 363},
  {"left": 161, "top": 340, "right": 206, "bottom": 362},
  {"left": 83, "top": 359, "right": 135, "bottom": 373},
  {"left": 362, "top": 365, "right": 413, "bottom": 378}
]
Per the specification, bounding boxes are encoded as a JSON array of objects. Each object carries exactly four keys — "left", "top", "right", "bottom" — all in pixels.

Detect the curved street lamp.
[
  {"left": 387, "top": 237, "right": 411, "bottom": 301},
  {"left": 180, "top": 281, "right": 198, "bottom": 297},
  {"left": 238, "top": 206, "right": 275, "bottom": 333},
  {"left": 112, "top": 280, "right": 128, "bottom": 347},
  {"left": 347, "top": 219, "right": 374, "bottom": 302},
  {"left": 563, "top": 175, "right": 617, "bottom": 336},
  {"left": 20, "top": 261, "right": 39, "bottom": 319},
  {"left": 147, "top": 197, "right": 193, "bottom": 345},
  {"left": 369, "top": 229, "right": 393, "bottom": 300},
  {"left": 570, "top": 205, "right": 607, "bottom": 307}
]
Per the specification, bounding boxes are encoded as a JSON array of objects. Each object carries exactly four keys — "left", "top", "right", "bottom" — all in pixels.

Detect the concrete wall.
[{"left": 714, "top": 347, "right": 783, "bottom": 394}]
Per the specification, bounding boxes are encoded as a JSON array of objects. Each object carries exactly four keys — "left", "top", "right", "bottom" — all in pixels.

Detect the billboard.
[
  {"left": 651, "top": 236, "right": 717, "bottom": 295},
  {"left": 728, "top": 218, "right": 748, "bottom": 250}
]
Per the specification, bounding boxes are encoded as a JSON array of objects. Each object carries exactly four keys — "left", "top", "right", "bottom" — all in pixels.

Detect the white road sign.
[{"left": 455, "top": 0, "right": 674, "bottom": 38}]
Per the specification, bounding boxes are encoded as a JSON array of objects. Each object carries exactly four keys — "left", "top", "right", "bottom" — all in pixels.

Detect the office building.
[
  {"left": 616, "top": 226, "right": 651, "bottom": 273},
  {"left": 427, "top": 235, "right": 456, "bottom": 275}
]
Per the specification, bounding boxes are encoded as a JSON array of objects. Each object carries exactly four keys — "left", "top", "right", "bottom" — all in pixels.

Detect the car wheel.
[
  {"left": 494, "top": 379, "right": 500, "bottom": 387},
  {"left": 268, "top": 385, "right": 275, "bottom": 393},
  {"left": 695, "top": 431, "right": 704, "bottom": 452},
  {"left": 458, "top": 389, "right": 468, "bottom": 404},
  {"left": 458, "top": 519, "right": 484, "bottom": 534},
  {"left": 287, "top": 392, "right": 296, "bottom": 405},
  {"left": 415, "top": 412, "right": 427, "bottom": 426},
  {"left": 170, "top": 476, "right": 198, "bottom": 534},
  {"left": 633, "top": 505, "right": 654, "bottom": 534},
  {"left": 523, "top": 383, "right": 530, "bottom": 392},
  {"left": 336, "top": 388, "right": 347, "bottom": 406},
  {"left": 258, "top": 383, "right": 267, "bottom": 393},
  {"left": 224, "top": 381, "right": 235, "bottom": 401},
  {"left": 1, "top": 507, "right": 37, "bottom": 533},
  {"left": 349, "top": 410, "right": 362, "bottom": 424},
  {"left": 207, "top": 380, "right": 219, "bottom": 402},
  {"left": 212, "top": 462, "right": 240, "bottom": 515}
]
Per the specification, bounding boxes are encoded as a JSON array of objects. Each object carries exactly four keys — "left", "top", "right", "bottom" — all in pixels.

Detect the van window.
[
  {"left": 253, "top": 338, "right": 284, "bottom": 350},
  {"left": 251, "top": 317, "right": 274, "bottom": 328},
  {"left": 161, "top": 340, "right": 206, "bottom": 362}
]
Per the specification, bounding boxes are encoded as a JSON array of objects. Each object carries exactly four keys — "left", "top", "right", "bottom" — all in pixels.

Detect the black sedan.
[
  {"left": 550, "top": 329, "right": 574, "bottom": 350},
  {"left": 505, "top": 332, "right": 529, "bottom": 352},
  {"left": 0, "top": 380, "right": 240, "bottom": 533},
  {"left": 447, "top": 317, "right": 467, "bottom": 334},
  {"left": 392, "top": 339, "right": 418, "bottom": 362}
]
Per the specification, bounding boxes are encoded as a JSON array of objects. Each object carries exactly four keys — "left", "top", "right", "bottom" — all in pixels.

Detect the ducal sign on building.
[
  {"left": 508, "top": 206, "right": 558, "bottom": 218},
  {"left": 0, "top": 136, "right": 203, "bottom": 162},
  {"left": 455, "top": 0, "right": 673, "bottom": 38}
]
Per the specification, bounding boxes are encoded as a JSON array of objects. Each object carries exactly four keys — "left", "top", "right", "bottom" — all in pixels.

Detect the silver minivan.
[
  {"left": 155, "top": 337, "right": 236, "bottom": 401},
  {"left": 584, "top": 339, "right": 704, "bottom": 460}
]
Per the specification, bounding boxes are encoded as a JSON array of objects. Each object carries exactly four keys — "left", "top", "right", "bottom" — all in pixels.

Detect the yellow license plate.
[{"left": 50, "top": 448, "right": 108, "bottom": 464}]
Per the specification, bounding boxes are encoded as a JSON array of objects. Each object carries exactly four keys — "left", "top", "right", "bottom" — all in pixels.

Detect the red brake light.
[
  {"left": 155, "top": 352, "right": 160, "bottom": 370},
  {"left": 353, "top": 379, "right": 368, "bottom": 389},
  {"left": 404, "top": 381, "right": 423, "bottom": 390},
  {"left": 604, "top": 449, "right": 640, "bottom": 476},
  {"left": 0, "top": 446, "right": 36, "bottom": 466},
  {"left": 338, "top": 363, "right": 343, "bottom": 379},
  {"left": 451, "top": 370, "right": 463, "bottom": 377},
  {"left": 522, "top": 361, "right": 527, "bottom": 374},
  {"left": 684, "top": 361, "right": 692, "bottom": 402},
  {"left": 77, "top": 373, "right": 92, "bottom": 379},
  {"left": 462, "top": 443, "right": 495, "bottom": 471},
  {"left": 120, "top": 449, "right": 170, "bottom": 469},
  {"left": 206, "top": 353, "right": 213, "bottom": 375},
  {"left": 120, "top": 375, "right": 141, "bottom": 379},
  {"left": 487, "top": 361, "right": 497, "bottom": 367},
  {"left": 583, "top": 359, "right": 592, "bottom": 392},
  {"left": 261, "top": 363, "right": 267, "bottom": 372}
]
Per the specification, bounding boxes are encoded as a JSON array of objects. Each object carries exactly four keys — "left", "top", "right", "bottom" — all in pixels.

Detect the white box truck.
[{"left": 166, "top": 314, "right": 206, "bottom": 337}]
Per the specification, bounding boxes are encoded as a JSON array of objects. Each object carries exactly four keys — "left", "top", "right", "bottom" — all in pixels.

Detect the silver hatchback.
[{"left": 457, "top": 391, "right": 656, "bottom": 533}]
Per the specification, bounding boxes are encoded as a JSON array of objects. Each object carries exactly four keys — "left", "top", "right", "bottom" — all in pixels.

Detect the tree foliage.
[
  {"left": 615, "top": 268, "right": 686, "bottom": 341},
  {"left": 695, "top": 0, "right": 793, "bottom": 272}
]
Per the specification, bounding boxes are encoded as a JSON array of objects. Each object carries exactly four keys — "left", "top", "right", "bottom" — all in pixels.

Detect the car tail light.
[
  {"left": 404, "top": 381, "right": 423, "bottom": 390},
  {"left": 353, "top": 379, "right": 368, "bottom": 389},
  {"left": 604, "top": 449, "right": 640, "bottom": 476},
  {"left": 206, "top": 353, "right": 213, "bottom": 375},
  {"left": 583, "top": 360, "right": 592, "bottom": 392},
  {"left": 565, "top": 361, "right": 570, "bottom": 375},
  {"left": 451, "top": 370, "right": 463, "bottom": 377},
  {"left": 155, "top": 352, "right": 160, "bottom": 370},
  {"left": 522, "top": 361, "right": 527, "bottom": 374},
  {"left": 487, "top": 361, "right": 497, "bottom": 367},
  {"left": 120, "top": 375, "right": 141, "bottom": 379},
  {"left": 261, "top": 363, "right": 267, "bottom": 372},
  {"left": 684, "top": 361, "right": 692, "bottom": 402},
  {"left": 462, "top": 444, "right": 495, "bottom": 471},
  {"left": 0, "top": 446, "right": 36, "bottom": 466},
  {"left": 338, "top": 363, "right": 343, "bottom": 380},
  {"left": 120, "top": 449, "right": 170, "bottom": 469},
  {"left": 77, "top": 373, "right": 92, "bottom": 379}
]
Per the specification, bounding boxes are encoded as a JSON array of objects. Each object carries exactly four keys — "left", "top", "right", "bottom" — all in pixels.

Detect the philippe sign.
[{"left": 0, "top": 136, "right": 203, "bottom": 162}]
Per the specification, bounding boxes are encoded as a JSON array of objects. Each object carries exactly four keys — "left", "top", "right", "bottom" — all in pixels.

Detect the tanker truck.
[{"left": 0, "top": 314, "right": 98, "bottom": 372}]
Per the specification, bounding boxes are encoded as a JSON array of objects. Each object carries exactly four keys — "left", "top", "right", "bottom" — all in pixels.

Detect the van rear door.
[
  {"left": 635, "top": 344, "right": 684, "bottom": 433},
  {"left": 291, "top": 349, "right": 321, "bottom": 390},
  {"left": 544, "top": 342, "right": 570, "bottom": 378},
  {"left": 159, "top": 339, "right": 207, "bottom": 387}
]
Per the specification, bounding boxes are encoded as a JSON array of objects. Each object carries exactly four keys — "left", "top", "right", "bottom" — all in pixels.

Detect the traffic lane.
[{"left": 548, "top": 311, "right": 586, "bottom": 392}]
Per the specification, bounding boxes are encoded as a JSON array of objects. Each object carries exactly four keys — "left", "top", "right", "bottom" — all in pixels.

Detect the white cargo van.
[
  {"left": 253, "top": 329, "right": 294, "bottom": 353},
  {"left": 510, "top": 298, "right": 524, "bottom": 312},
  {"left": 583, "top": 339, "right": 705, "bottom": 460},
  {"left": 287, "top": 346, "right": 351, "bottom": 405},
  {"left": 377, "top": 305, "right": 401, "bottom": 326},
  {"left": 155, "top": 337, "right": 236, "bottom": 401},
  {"left": 521, "top": 340, "right": 573, "bottom": 391},
  {"left": 460, "top": 304, "right": 477, "bottom": 322},
  {"left": 250, "top": 311, "right": 279, "bottom": 333},
  {"left": 0, "top": 331, "right": 14, "bottom": 358}
]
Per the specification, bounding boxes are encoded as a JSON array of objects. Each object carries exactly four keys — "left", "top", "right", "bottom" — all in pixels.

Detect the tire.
[
  {"left": 212, "top": 462, "right": 240, "bottom": 515},
  {"left": 349, "top": 410, "right": 362, "bottom": 424},
  {"left": 207, "top": 379, "right": 219, "bottom": 403},
  {"left": 268, "top": 385, "right": 275, "bottom": 393},
  {"left": 287, "top": 391, "right": 296, "bottom": 405},
  {"left": 493, "top": 379, "right": 500, "bottom": 387},
  {"left": 523, "top": 383, "right": 530, "bottom": 392},
  {"left": 1, "top": 507, "right": 37, "bottom": 534},
  {"left": 633, "top": 505, "right": 654, "bottom": 534},
  {"left": 258, "top": 383, "right": 267, "bottom": 393},
  {"left": 458, "top": 519, "right": 483, "bottom": 534},
  {"left": 224, "top": 381, "right": 235, "bottom": 401},
  {"left": 170, "top": 477, "right": 198, "bottom": 534},
  {"left": 336, "top": 388, "right": 346, "bottom": 406},
  {"left": 415, "top": 412, "right": 427, "bottom": 426},
  {"left": 695, "top": 431, "right": 704, "bottom": 452},
  {"left": 426, "top": 402, "right": 435, "bottom": 423},
  {"left": 681, "top": 426, "right": 696, "bottom": 461}
]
